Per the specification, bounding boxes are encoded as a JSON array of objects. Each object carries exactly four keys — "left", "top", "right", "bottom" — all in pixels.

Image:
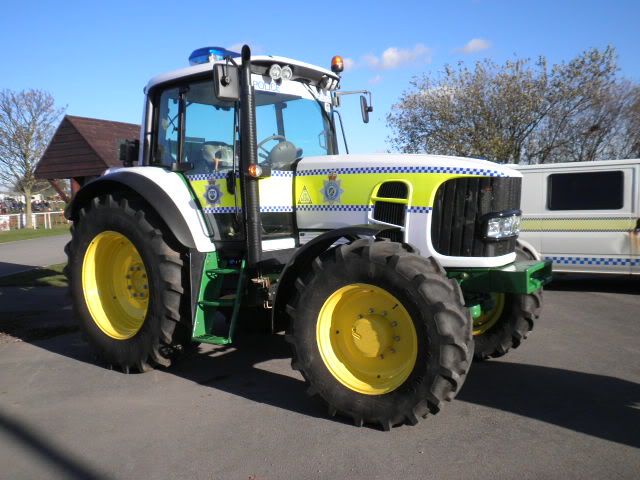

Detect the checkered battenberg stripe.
[
  {"left": 297, "top": 204, "right": 373, "bottom": 212},
  {"left": 187, "top": 170, "right": 292, "bottom": 181},
  {"left": 296, "top": 166, "right": 507, "bottom": 177},
  {"left": 186, "top": 172, "right": 228, "bottom": 181},
  {"left": 202, "top": 205, "right": 434, "bottom": 214},
  {"left": 406, "top": 206, "right": 433, "bottom": 214},
  {"left": 546, "top": 256, "right": 640, "bottom": 266}
]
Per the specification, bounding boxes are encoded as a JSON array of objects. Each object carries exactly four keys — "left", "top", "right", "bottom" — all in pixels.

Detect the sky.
[{"left": 1, "top": 0, "right": 638, "bottom": 155}]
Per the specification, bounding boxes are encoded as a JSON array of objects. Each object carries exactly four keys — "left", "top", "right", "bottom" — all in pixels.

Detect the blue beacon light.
[{"left": 188, "top": 47, "right": 241, "bottom": 66}]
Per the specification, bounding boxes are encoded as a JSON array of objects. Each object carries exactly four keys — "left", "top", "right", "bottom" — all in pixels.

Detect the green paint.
[
  {"left": 448, "top": 259, "right": 552, "bottom": 295},
  {"left": 468, "top": 304, "right": 482, "bottom": 319},
  {"left": 191, "top": 252, "right": 246, "bottom": 345}
]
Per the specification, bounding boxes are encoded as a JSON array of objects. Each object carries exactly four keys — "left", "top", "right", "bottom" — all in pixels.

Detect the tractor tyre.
[
  {"left": 286, "top": 238, "right": 473, "bottom": 430},
  {"left": 472, "top": 246, "right": 543, "bottom": 361},
  {"left": 65, "top": 193, "right": 189, "bottom": 373}
]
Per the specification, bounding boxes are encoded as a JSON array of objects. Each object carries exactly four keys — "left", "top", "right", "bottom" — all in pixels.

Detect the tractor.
[{"left": 64, "top": 45, "right": 551, "bottom": 430}]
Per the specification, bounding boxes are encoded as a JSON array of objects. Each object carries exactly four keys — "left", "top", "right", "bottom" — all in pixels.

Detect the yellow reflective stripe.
[
  {"left": 521, "top": 217, "right": 638, "bottom": 232},
  {"left": 259, "top": 176, "right": 294, "bottom": 207},
  {"left": 295, "top": 172, "right": 463, "bottom": 208}
]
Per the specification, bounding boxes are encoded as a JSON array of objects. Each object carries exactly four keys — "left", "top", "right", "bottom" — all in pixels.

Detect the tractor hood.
[{"left": 297, "top": 153, "right": 520, "bottom": 178}]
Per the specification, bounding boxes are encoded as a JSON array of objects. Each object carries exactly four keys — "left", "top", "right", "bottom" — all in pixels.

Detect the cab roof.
[{"left": 145, "top": 55, "right": 340, "bottom": 92}]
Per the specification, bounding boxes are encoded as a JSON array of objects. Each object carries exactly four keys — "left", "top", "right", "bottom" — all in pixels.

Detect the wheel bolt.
[
  {"left": 127, "top": 286, "right": 132, "bottom": 290},
  {"left": 391, "top": 321, "right": 398, "bottom": 327},
  {"left": 142, "top": 274, "right": 146, "bottom": 278},
  {"left": 379, "top": 354, "right": 384, "bottom": 359},
  {"left": 382, "top": 311, "right": 387, "bottom": 316},
  {"left": 368, "top": 308, "right": 374, "bottom": 313},
  {"left": 394, "top": 336, "right": 400, "bottom": 342},
  {"left": 137, "top": 266, "right": 141, "bottom": 271},
  {"left": 358, "top": 314, "right": 363, "bottom": 319},
  {"left": 126, "top": 275, "right": 131, "bottom": 279},
  {"left": 133, "top": 293, "right": 138, "bottom": 297},
  {"left": 144, "top": 285, "right": 148, "bottom": 289},
  {"left": 390, "top": 348, "right": 396, "bottom": 354}
]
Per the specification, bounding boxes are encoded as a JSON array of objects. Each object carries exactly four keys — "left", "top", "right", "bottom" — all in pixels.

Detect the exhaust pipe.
[{"left": 239, "top": 45, "right": 262, "bottom": 266}]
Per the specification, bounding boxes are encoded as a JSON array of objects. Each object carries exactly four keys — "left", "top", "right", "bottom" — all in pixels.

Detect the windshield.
[{"left": 255, "top": 92, "right": 335, "bottom": 170}]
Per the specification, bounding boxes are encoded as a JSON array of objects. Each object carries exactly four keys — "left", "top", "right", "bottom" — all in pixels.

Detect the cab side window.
[{"left": 153, "top": 88, "right": 180, "bottom": 167}]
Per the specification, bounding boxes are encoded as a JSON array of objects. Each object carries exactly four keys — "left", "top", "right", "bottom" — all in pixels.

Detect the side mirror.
[
  {"left": 118, "top": 139, "right": 139, "bottom": 167},
  {"left": 360, "top": 95, "right": 373, "bottom": 123},
  {"left": 214, "top": 64, "right": 240, "bottom": 101}
]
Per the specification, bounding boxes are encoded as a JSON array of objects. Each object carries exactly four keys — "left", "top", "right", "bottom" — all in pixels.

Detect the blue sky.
[{"left": 1, "top": 0, "right": 638, "bottom": 154}]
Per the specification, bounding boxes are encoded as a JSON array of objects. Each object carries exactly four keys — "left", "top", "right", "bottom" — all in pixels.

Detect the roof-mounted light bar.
[{"left": 189, "top": 46, "right": 241, "bottom": 66}]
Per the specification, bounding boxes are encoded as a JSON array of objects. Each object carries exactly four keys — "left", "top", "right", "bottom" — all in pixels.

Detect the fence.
[{"left": 0, "top": 211, "right": 69, "bottom": 231}]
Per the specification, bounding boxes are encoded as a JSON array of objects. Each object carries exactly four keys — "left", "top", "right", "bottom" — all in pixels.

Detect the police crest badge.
[
  {"left": 204, "top": 178, "right": 223, "bottom": 206},
  {"left": 321, "top": 171, "right": 344, "bottom": 204}
]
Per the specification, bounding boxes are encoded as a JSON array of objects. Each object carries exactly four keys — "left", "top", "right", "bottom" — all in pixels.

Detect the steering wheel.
[{"left": 257, "top": 135, "right": 287, "bottom": 160}]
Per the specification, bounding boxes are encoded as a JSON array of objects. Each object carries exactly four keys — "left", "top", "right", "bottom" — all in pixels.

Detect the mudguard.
[
  {"left": 66, "top": 167, "right": 215, "bottom": 252},
  {"left": 272, "top": 224, "right": 399, "bottom": 326}
]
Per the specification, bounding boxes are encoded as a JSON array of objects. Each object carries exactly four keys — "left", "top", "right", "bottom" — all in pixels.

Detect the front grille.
[{"left": 431, "top": 176, "right": 521, "bottom": 257}]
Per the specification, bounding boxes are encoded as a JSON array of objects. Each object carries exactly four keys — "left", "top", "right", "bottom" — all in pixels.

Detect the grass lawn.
[
  {"left": 0, "top": 224, "right": 71, "bottom": 244},
  {"left": 0, "top": 263, "right": 68, "bottom": 287}
]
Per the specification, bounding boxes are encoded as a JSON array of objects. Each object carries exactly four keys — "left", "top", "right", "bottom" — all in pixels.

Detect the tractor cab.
[{"left": 141, "top": 46, "right": 343, "bottom": 254}]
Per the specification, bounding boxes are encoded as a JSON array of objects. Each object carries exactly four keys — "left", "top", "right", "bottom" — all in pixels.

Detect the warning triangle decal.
[{"left": 298, "top": 186, "right": 313, "bottom": 205}]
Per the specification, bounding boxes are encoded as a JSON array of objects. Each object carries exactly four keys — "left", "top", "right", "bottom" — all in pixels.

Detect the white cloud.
[
  {"left": 454, "top": 38, "right": 491, "bottom": 54},
  {"left": 357, "top": 44, "right": 432, "bottom": 71},
  {"left": 369, "top": 75, "right": 383, "bottom": 85},
  {"left": 343, "top": 57, "right": 355, "bottom": 71}
]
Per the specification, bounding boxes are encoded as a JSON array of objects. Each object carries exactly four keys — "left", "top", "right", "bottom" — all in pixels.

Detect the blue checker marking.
[
  {"left": 186, "top": 172, "right": 229, "bottom": 181},
  {"left": 545, "top": 256, "right": 638, "bottom": 266},
  {"left": 260, "top": 206, "right": 294, "bottom": 213},
  {"left": 271, "top": 170, "right": 294, "bottom": 177},
  {"left": 203, "top": 207, "right": 239, "bottom": 214},
  {"left": 297, "top": 166, "right": 507, "bottom": 177},
  {"left": 297, "top": 205, "right": 373, "bottom": 212},
  {"left": 406, "top": 206, "right": 432, "bottom": 214}
]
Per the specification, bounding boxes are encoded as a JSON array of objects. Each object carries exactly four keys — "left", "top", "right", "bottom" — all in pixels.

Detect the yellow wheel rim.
[
  {"left": 82, "top": 231, "right": 149, "bottom": 340},
  {"left": 316, "top": 283, "right": 418, "bottom": 395},
  {"left": 473, "top": 293, "right": 505, "bottom": 335}
]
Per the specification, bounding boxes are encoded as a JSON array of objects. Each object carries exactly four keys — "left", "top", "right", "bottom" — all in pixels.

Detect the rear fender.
[{"left": 66, "top": 167, "right": 215, "bottom": 252}]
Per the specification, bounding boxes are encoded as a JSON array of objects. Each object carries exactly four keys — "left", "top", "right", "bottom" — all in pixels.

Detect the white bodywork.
[
  {"left": 104, "top": 167, "right": 216, "bottom": 252},
  {"left": 296, "top": 154, "right": 520, "bottom": 268},
  {"left": 512, "top": 159, "right": 640, "bottom": 275}
]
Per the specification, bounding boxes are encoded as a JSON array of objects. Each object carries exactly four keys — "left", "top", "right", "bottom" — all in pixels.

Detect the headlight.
[
  {"left": 269, "top": 64, "right": 282, "bottom": 80},
  {"left": 483, "top": 211, "right": 521, "bottom": 240}
]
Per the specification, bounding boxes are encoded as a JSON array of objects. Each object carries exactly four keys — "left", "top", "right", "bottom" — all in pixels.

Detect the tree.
[
  {"left": 387, "top": 47, "right": 636, "bottom": 164},
  {"left": 0, "top": 89, "right": 65, "bottom": 227}
]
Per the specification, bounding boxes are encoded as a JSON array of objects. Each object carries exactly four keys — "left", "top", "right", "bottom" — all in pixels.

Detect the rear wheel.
[
  {"left": 472, "top": 246, "right": 543, "bottom": 360},
  {"left": 287, "top": 238, "right": 473, "bottom": 430},
  {"left": 65, "top": 193, "right": 189, "bottom": 372}
]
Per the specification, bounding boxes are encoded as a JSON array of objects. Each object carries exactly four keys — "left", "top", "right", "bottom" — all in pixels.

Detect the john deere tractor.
[{"left": 65, "top": 45, "right": 551, "bottom": 429}]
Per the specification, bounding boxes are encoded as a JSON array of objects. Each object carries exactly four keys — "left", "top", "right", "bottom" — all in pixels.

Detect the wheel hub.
[
  {"left": 351, "top": 315, "right": 393, "bottom": 358},
  {"left": 316, "top": 283, "right": 417, "bottom": 395}
]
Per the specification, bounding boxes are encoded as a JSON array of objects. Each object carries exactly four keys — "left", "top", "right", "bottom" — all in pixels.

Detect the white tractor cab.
[
  {"left": 513, "top": 159, "right": 640, "bottom": 275},
  {"left": 65, "top": 45, "right": 551, "bottom": 430}
]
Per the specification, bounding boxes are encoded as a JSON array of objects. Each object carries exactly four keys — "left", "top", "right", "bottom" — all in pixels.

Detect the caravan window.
[{"left": 547, "top": 170, "right": 624, "bottom": 210}]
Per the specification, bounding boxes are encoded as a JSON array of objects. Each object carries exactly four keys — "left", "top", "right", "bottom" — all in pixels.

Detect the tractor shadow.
[
  {"left": 546, "top": 273, "right": 640, "bottom": 294},
  {"left": 167, "top": 333, "right": 336, "bottom": 422},
  {"left": 458, "top": 360, "right": 640, "bottom": 448}
]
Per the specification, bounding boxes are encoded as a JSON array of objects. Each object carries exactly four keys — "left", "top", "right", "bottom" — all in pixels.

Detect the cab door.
[{"left": 153, "top": 80, "right": 242, "bottom": 243}]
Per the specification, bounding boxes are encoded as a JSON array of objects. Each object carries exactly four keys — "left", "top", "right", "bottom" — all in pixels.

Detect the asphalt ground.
[
  {"left": 0, "top": 234, "right": 70, "bottom": 276},
  {"left": 0, "top": 275, "right": 639, "bottom": 480}
]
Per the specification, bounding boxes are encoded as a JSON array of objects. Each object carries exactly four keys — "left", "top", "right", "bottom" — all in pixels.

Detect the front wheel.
[
  {"left": 472, "top": 246, "right": 543, "bottom": 360},
  {"left": 286, "top": 238, "right": 473, "bottom": 430}
]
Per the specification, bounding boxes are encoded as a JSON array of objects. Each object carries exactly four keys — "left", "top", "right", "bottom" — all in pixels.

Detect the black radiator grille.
[{"left": 431, "top": 176, "right": 521, "bottom": 257}]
